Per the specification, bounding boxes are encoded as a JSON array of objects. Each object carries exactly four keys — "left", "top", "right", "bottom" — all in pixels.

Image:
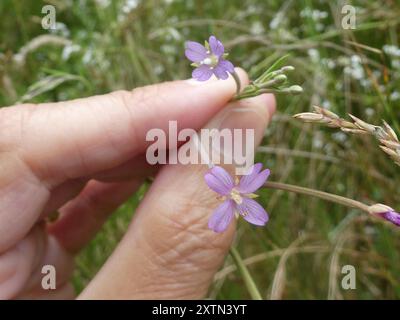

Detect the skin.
[{"left": 0, "top": 68, "right": 275, "bottom": 299}]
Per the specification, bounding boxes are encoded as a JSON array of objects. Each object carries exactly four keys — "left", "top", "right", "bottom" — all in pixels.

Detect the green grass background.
[{"left": 1, "top": 0, "right": 400, "bottom": 299}]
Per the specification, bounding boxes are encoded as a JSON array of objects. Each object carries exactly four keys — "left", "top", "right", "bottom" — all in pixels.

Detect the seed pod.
[
  {"left": 341, "top": 128, "right": 368, "bottom": 134},
  {"left": 320, "top": 108, "right": 339, "bottom": 120},
  {"left": 380, "top": 145, "right": 399, "bottom": 158},
  {"left": 348, "top": 114, "right": 377, "bottom": 133},
  {"left": 382, "top": 120, "right": 399, "bottom": 142},
  {"left": 293, "top": 112, "right": 325, "bottom": 122},
  {"left": 379, "top": 139, "right": 400, "bottom": 150}
]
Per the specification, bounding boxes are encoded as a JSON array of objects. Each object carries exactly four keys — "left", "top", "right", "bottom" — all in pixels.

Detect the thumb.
[{"left": 79, "top": 93, "right": 276, "bottom": 299}]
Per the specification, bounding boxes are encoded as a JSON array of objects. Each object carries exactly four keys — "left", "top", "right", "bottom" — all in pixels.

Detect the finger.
[
  {"left": 15, "top": 180, "right": 143, "bottom": 297},
  {"left": 0, "top": 70, "right": 247, "bottom": 252},
  {"left": 0, "top": 225, "right": 40, "bottom": 299},
  {"left": 48, "top": 179, "right": 144, "bottom": 253},
  {"left": 79, "top": 93, "right": 276, "bottom": 299},
  {"left": 0, "top": 224, "right": 73, "bottom": 300},
  {"left": 6, "top": 69, "right": 247, "bottom": 187},
  {"left": 42, "top": 178, "right": 86, "bottom": 217},
  {"left": 19, "top": 232, "right": 74, "bottom": 298},
  {"left": 42, "top": 154, "right": 157, "bottom": 217},
  {"left": 90, "top": 153, "right": 158, "bottom": 182},
  {"left": 0, "top": 153, "right": 48, "bottom": 252}
]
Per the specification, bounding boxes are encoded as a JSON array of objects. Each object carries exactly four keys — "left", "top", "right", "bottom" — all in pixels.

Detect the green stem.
[
  {"left": 263, "top": 181, "right": 370, "bottom": 212},
  {"left": 229, "top": 246, "right": 263, "bottom": 300}
]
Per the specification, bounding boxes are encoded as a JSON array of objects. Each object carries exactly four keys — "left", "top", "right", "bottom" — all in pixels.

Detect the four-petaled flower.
[
  {"left": 185, "top": 35, "right": 235, "bottom": 81},
  {"left": 205, "top": 163, "right": 270, "bottom": 233}
]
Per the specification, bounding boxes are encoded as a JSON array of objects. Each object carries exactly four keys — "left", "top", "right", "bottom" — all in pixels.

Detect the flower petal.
[
  {"left": 238, "top": 164, "right": 270, "bottom": 193},
  {"left": 209, "top": 35, "right": 224, "bottom": 57},
  {"left": 218, "top": 59, "right": 235, "bottom": 73},
  {"left": 185, "top": 41, "right": 208, "bottom": 62},
  {"left": 382, "top": 211, "right": 400, "bottom": 226},
  {"left": 237, "top": 198, "right": 269, "bottom": 226},
  {"left": 205, "top": 166, "right": 234, "bottom": 195},
  {"left": 213, "top": 64, "right": 229, "bottom": 80},
  {"left": 208, "top": 200, "right": 235, "bottom": 233},
  {"left": 192, "top": 65, "right": 213, "bottom": 81}
]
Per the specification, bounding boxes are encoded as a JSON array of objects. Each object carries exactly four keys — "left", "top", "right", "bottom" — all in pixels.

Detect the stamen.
[
  {"left": 203, "top": 58, "right": 212, "bottom": 65},
  {"left": 241, "top": 210, "right": 249, "bottom": 217},
  {"left": 230, "top": 189, "right": 243, "bottom": 204}
]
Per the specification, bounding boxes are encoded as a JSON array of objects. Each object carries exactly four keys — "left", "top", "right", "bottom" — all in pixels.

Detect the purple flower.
[
  {"left": 380, "top": 211, "right": 400, "bottom": 226},
  {"left": 368, "top": 203, "right": 400, "bottom": 227},
  {"left": 185, "top": 35, "right": 235, "bottom": 81},
  {"left": 205, "top": 163, "right": 270, "bottom": 233}
]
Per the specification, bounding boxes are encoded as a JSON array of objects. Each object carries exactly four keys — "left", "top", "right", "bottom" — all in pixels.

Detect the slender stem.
[
  {"left": 231, "top": 70, "right": 241, "bottom": 94},
  {"left": 229, "top": 247, "right": 263, "bottom": 300},
  {"left": 263, "top": 181, "right": 370, "bottom": 212}
]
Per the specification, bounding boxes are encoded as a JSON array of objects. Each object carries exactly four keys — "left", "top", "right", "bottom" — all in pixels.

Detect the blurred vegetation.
[{"left": 1, "top": 0, "right": 400, "bottom": 299}]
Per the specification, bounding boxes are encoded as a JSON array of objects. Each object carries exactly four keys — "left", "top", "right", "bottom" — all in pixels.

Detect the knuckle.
[{"left": 0, "top": 104, "right": 37, "bottom": 152}]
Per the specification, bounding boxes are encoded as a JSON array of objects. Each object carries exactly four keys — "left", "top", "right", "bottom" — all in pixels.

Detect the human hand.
[{"left": 0, "top": 68, "right": 275, "bottom": 299}]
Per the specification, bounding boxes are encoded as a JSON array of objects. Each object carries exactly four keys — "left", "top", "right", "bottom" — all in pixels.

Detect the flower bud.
[
  {"left": 281, "top": 66, "right": 295, "bottom": 72},
  {"left": 273, "top": 74, "right": 287, "bottom": 84},
  {"left": 367, "top": 203, "right": 394, "bottom": 216},
  {"left": 368, "top": 204, "right": 400, "bottom": 227},
  {"left": 288, "top": 85, "right": 303, "bottom": 95}
]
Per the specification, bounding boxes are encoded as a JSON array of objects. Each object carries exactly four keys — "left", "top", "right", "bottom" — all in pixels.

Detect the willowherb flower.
[
  {"left": 205, "top": 163, "right": 270, "bottom": 233},
  {"left": 185, "top": 35, "right": 234, "bottom": 81},
  {"left": 368, "top": 203, "right": 400, "bottom": 227}
]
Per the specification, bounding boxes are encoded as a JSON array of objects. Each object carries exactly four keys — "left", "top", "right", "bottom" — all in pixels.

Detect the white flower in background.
[
  {"left": 390, "top": 91, "right": 400, "bottom": 101},
  {"left": 332, "top": 131, "right": 347, "bottom": 143},
  {"left": 270, "top": 12, "right": 284, "bottom": 30},
  {"left": 392, "top": 60, "right": 400, "bottom": 69},
  {"left": 95, "top": 0, "right": 110, "bottom": 7},
  {"left": 344, "top": 54, "right": 365, "bottom": 80},
  {"left": 49, "top": 22, "right": 70, "bottom": 38},
  {"left": 300, "top": 8, "right": 328, "bottom": 20},
  {"left": 62, "top": 44, "right": 81, "bottom": 61},
  {"left": 308, "top": 48, "right": 320, "bottom": 62},
  {"left": 383, "top": 45, "right": 400, "bottom": 57},
  {"left": 365, "top": 108, "right": 375, "bottom": 117},
  {"left": 322, "top": 58, "right": 336, "bottom": 69},
  {"left": 122, "top": 0, "right": 139, "bottom": 13},
  {"left": 251, "top": 21, "right": 265, "bottom": 35},
  {"left": 82, "top": 48, "right": 93, "bottom": 64},
  {"left": 312, "top": 132, "right": 324, "bottom": 149},
  {"left": 321, "top": 100, "right": 331, "bottom": 109}
]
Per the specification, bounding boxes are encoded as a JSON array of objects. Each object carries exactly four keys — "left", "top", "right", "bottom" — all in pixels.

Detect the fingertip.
[
  {"left": 236, "top": 93, "right": 276, "bottom": 121},
  {"left": 260, "top": 93, "right": 276, "bottom": 117}
]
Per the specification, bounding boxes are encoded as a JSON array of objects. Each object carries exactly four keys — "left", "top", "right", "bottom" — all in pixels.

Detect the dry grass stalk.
[{"left": 294, "top": 106, "right": 400, "bottom": 166}]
